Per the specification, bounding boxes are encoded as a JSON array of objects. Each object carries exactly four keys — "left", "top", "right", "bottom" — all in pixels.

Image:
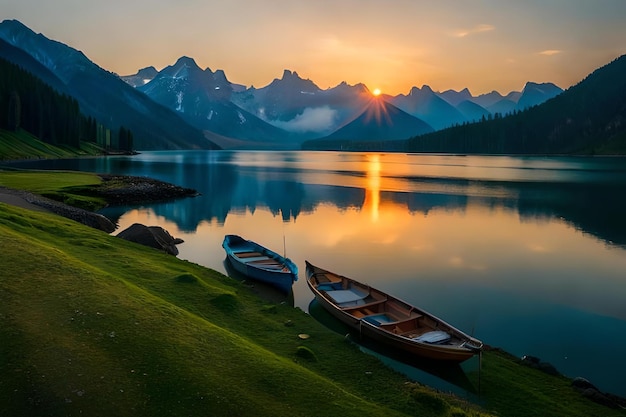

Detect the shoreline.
[{"left": 0, "top": 173, "right": 199, "bottom": 232}]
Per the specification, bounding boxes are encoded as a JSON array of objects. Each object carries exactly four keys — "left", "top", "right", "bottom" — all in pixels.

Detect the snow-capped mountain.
[
  {"left": 121, "top": 66, "right": 158, "bottom": 87},
  {"left": 137, "top": 56, "right": 293, "bottom": 148},
  {"left": 231, "top": 70, "right": 372, "bottom": 138}
]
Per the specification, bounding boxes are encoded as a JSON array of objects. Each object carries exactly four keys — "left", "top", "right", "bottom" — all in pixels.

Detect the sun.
[{"left": 372, "top": 88, "right": 382, "bottom": 96}]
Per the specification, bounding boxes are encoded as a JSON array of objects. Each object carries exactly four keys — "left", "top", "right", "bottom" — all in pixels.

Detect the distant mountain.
[
  {"left": 0, "top": 19, "right": 217, "bottom": 150},
  {"left": 137, "top": 56, "right": 293, "bottom": 148},
  {"left": 120, "top": 66, "right": 158, "bottom": 87},
  {"left": 470, "top": 91, "right": 504, "bottom": 108},
  {"left": 438, "top": 85, "right": 562, "bottom": 117},
  {"left": 455, "top": 100, "right": 491, "bottom": 123},
  {"left": 232, "top": 70, "right": 372, "bottom": 138},
  {"left": 486, "top": 98, "right": 517, "bottom": 115},
  {"left": 390, "top": 85, "right": 466, "bottom": 130},
  {"left": 438, "top": 88, "right": 474, "bottom": 107},
  {"left": 515, "top": 82, "right": 563, "bottom": 110},
  {"left": 303, "top": 98, "right": 432, "bottom": 149},
  {"left": 403, "top": 55, "right": 626, "bottom": 154}
]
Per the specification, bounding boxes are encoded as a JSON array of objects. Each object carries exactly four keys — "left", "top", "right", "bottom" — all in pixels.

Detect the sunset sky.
[{"left": 2, "top": 0, "right": 626, "bottom": 95}]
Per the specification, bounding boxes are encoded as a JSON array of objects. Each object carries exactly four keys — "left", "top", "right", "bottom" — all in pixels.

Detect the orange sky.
[{"left": 3, "top": 1, "right": 626, "bottom": 95}]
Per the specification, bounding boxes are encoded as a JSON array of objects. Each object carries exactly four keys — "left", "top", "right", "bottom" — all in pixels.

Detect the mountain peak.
[
  {"left": 213, "top": 69, "right": 228, "bottom": 82},
  {"left": 0, "top": 19, "right": 31, "bottom": 34},
  {"left": 174, "top": 56, "right": 199, "bottom": 68},
  {"left": 281, "top": 69, "right": 300, "bottom": 80}
]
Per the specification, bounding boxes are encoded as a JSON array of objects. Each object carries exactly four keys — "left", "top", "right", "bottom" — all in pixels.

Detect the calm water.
[{"left": 9, "top": 151, "right": 626, "bottom": 396}]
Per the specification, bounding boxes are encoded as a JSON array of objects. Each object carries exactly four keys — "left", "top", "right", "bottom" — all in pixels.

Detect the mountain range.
[
  {"left": 123, "top": 59, "right": 563, "bottom": 148},
  {"left": 4, "top": 18, "right": 621, "bottom": 154},
  {"left": 398, "top": 54, "right": 626, "bottom": 155}
]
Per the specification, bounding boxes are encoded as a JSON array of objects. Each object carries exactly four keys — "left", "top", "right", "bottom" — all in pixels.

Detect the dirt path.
[{"left": 0, "top": 185, "right": 116, "bottom": 232}]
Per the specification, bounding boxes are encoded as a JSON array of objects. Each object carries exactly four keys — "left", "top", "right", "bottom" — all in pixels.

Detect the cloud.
[
  {"left": 269, "top": 106, "right": 339, "bottom": 133},
  {"left": 453, "top": 24, "right": 495, "bottom": 38},
  {"left": 539, "top": 49, "right": 562, "bottom": 56}
]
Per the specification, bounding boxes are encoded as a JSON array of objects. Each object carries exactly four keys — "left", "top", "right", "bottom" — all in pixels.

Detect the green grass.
[
  {"left": 0, "top": 203, "right": 493, "bottom": 417},
  {"left": 1, "top": 173, "right": 624, "bottom": 417},
  {"left": 0, "top": 128, "right": 105, "bottom": 161},
  {"left": 0, "top": 169, "right": 107, "bottom": 210},
  {"left": 469, "top": 349, "right": 626, "bottom": 417}
]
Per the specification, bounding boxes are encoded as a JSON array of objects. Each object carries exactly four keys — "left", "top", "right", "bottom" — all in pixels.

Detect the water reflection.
[{"left": 6, "top": 151, "right": 626, "bottom": 396}]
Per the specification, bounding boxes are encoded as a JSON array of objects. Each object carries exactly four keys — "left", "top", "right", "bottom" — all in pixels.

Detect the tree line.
[{"left": 0, "top": 57, "right": 133, "bottom": 152}]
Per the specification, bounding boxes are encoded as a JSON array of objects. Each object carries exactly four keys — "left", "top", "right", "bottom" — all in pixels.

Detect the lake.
[{"left": 9, "top": 150, "right": 626, "bottom": 397}]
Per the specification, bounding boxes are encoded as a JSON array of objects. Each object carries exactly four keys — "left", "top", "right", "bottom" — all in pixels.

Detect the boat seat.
[
  {"left": 234, "top": 251, "right": 264, "bottom": 258},
  {"left": 413, "top": 331, "right": 451, "bottom": 344},
  {"left": 240, "top": 256, "right": 270, "bottom": 263},
  {"left": 325, "top": 289, "right": 368, "bottom": 306},
  {"left": 362, "top": 314, "right": 395, "bottom": 326},
  {"left": 312, "top": 272, "right": 342, "bottom": 284},
  {"left": 317, "top": 282, "right": 343, "bottom": 291}
]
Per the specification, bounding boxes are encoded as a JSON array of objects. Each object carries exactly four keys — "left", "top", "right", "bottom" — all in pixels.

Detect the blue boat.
[{"left": 222, "top": 234, "right": 298, "bottom": 293}]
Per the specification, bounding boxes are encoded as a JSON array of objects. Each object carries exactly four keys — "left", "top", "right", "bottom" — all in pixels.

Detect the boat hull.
[{"left": 222, "top": 235, "right": 298, "bottom": 293}]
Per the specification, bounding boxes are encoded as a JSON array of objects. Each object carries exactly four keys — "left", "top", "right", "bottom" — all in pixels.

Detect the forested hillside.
[
  {"left": 403, "top": 55, "right": 626, "bottom": 154},
  {"left": 0, "top": 57, "right": 133, "bottom": 151}
]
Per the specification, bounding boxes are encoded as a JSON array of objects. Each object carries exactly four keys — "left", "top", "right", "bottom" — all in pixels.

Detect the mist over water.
[{"left": 10, "top": 151, "right": 626, "bottom": 396}]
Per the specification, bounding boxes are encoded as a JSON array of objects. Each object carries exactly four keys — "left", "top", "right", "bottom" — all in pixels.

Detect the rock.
[
  {"left": 572, "top": 377, "right": 598, "bottom": 391},
  {"left": 116, "top": 223, "right": 183, "bottom": 255},
  {"left": 572, "top": 377, "right": 626, "bottom": 409},
  {"left": 520, "top": 355, "right": 560, "bottom": 376},
  {"left": 96, "top": 175, "right": 198, "bottom": 205}
]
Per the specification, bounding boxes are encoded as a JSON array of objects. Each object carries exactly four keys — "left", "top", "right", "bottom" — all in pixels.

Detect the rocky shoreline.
[
  {"left": 93, "top": 174, "right": 199, "bottom": 206},
  {"left": 0, "top": 174, "right": 199, "bottom": 233}
]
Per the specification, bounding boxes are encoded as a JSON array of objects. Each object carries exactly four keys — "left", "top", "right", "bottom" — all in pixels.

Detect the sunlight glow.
[
  {"left": 372, "top": 88, "right": 382, "bottom": 96},
  {"left": 364, "top": 154, "right": 381, "bottom": 222}
]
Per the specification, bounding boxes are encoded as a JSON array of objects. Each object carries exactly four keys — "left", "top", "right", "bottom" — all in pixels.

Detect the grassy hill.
[
  {"left": 0, "top": 201, "right": 484, "bottom": 416},
  {"left": 1, "top": 171, "right": 624, "bottom": 416},
  {"left": 0, "top": 128, "right": 105, "bottom": 161}
]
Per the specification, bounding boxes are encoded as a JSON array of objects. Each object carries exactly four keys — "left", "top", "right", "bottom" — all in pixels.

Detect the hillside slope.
[{"left": 0, "top": 203, "right": 439, "bottom": 417}]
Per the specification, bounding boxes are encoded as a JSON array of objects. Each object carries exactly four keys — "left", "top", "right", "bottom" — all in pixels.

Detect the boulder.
[
  {"left": 116, "top": 223, "right": 183, "bottom": 255},
  {"left": 572, "top": 377, "right": 626, "bottom": 409},
  {"left": 520, "top": 355, "right": 560, "bottom": 376}
]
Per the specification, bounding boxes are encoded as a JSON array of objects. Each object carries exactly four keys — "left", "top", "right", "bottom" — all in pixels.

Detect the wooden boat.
[
  {"left": 222, "top": 235, "right": 298, "bottom": 293},
  {"left": 305, "top": 261, "right": 483, "bottom": 362}
]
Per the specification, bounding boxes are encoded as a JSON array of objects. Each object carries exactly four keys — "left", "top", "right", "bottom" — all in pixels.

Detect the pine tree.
[{"left": 7, "top": 90, "right": 21, "bottom": 131}]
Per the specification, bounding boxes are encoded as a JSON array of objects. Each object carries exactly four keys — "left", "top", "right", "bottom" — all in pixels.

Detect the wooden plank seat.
[
  {"left": 234, "top": 251, "right": 264, "bottom": 258},
  {"left": 312, "top": 272, "right": 342, "bottom": 284},
  {"left": 249, "top": 259, "right": 284, "bottom": 265},
  {"left": 343, "top": 299, "right": 387, "bottom": 314}
]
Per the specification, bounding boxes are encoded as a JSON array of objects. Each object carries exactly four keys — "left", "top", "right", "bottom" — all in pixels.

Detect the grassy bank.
[
  {"left": 0, "top": 202, "right": 489, "bottom": 417},
  {"left": 1, "top": 171, "right": 624, "bottom": 416},
  {"left": 0, "top": 169, "right": 107, "bottom": 210}
]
